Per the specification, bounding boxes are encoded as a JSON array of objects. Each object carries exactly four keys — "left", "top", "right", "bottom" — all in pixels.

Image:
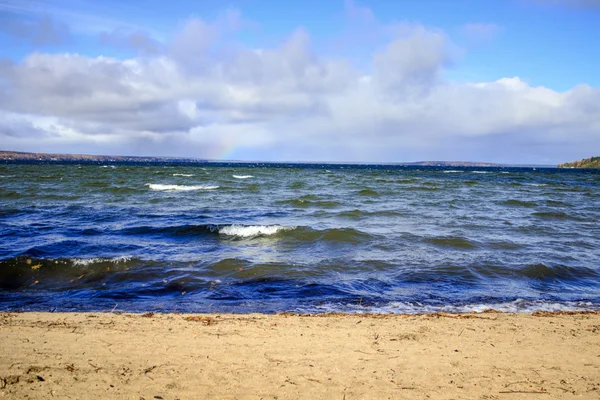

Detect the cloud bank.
[{"left": 0, "top": 4, "right": 599, "bottom": 164}]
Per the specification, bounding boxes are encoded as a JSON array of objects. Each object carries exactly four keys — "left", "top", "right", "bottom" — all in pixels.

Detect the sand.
[{"left": 0, "top": 311, "right": 599, "bottom": 399}]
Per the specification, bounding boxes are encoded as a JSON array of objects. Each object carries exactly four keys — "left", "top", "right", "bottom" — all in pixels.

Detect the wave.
[
  {"left": 532, "top": 211, "right": 582, "bottom": 221},
  {"left": 71, "top": 256, "right": 132, "bottom": 266},
  {"left": 119, "top": 223, "right": 373, "bottom": 244},
  {"left": 443, "top": 170, "right": 463, "bottom": 173},
  {"left": 337, "top": 209, "right": 363, "bottom": 219},
  {"left": 276, "top": 198, "right": 342, "bottom": 208},
  {"left": 546, "top": 200, "right": 572, "bottom": 207},
  {"left": 120, "top": 224, "right": 292, "bottom": 238},
  {"left": 358, "top": 189, "right": 379, "bottom": 196},
  {"left": 519, "top": 263, "right": 600, "bottom": 280},
  {"left": 424, "top": 236, "right": 479, "bottom": 249},
  {"left": 233, "top": 175, "right": 253, "bottom": 179},
  {"left": 172, "top": 173, "right": 194, "bottom": 177},
  {"left": 0, "top": 256, "right": 142, "bottom": 290},
  {"left": 503, "top": 199, "right": 538, "bottom": 207},
  {"left": 309, "top": 299, "right": 598, "bottom": 314},
  {"left": 146, "top": 183, "right": 219, "bottom": 191},
  {"left": 219, "top": 225, "right": 293, "bottom": 237}
]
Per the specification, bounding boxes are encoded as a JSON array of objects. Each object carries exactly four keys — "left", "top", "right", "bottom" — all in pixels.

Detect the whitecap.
[
  {"left": 443, "top": 170, "right": 463, "bottom": 173},
  {"left": 172, "top": 173, "right": 195, "bottom": 177},
  {"left": 146, "top": 183, "right": 219, "bottom": 191},
  {"left": 72, "top": 256, "right": 131, "bottom": 266},
  {"left": 219, "top": 224, "right": 294, "bottom": 237},
  {"left": 471, "top": 171, "right": 489, "bottom": 174},
  {"left": 233, "top": 175, "right": 253, "bottom": 179}
]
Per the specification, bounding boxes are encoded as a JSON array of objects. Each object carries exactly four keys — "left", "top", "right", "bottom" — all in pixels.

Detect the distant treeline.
[{"left": 558, "top": 156, "right": 600, "bottom": 169}]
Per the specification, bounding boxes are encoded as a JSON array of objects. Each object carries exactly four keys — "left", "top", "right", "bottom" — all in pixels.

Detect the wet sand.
[{"left": 1, "top": 311, "right": 599, "bottom": 399}]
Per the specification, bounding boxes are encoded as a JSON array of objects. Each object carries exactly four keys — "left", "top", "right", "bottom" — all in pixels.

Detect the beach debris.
[
  {"left": 141, "top": 312, "right": 155, "bottom": 318},
  {"left": 1, "top": 375, "right": 21, "bottom": 388},
  {"left": 143, "top": 365, "right": 159, "bottom": 380},
  {"left": 183, "top": 315, "right": 216, "bottom": 325},
  {"left": 88, "top": 362, "right": 102, "bottom": 373},
  {"left": 31, "top": 264, "right": 41, "bottom": 270},
  {"left": 498, "top": 390, "right": 549, "bottom": 394},
  {"left": 532, "top": 310, "right": 599, "bottom": 317}
]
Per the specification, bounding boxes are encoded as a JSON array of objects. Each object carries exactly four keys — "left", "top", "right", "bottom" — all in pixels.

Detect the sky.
[{"left": 0, "top": 0, "right": 599, "bottom": 164}]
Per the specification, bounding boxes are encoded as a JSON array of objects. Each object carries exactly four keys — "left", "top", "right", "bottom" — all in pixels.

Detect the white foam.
[
  {"left": 219, "top": 225, "right": 294, "bottom": 237},
  {"left": 72, "top": 256, "right": 131, "bottom": 266},
  {"left": 443, "top": 170, "right": 463, "bottom": 173},
  {"left": 307, "top": 299, "right": 597, "bottom": 314},
  {"left": 233, "top": 175, "right": 253, "bottom": 179},
  {"left": 146, "top": 183, "right": 219, "bottom": 191},
  {"left": 173, "top": 173, "right": 195, "bottom": 177},
  {"left": 471, "top": 171, "right": 489, "bottom": 174}
]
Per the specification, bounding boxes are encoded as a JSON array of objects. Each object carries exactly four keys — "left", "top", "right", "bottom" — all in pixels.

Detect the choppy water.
[{"left": 1, "top": 162, "right": 599, "bottom": 313}]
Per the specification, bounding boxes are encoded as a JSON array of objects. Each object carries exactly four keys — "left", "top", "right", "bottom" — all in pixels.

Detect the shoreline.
[{"left": 1, "top": 311, "right": 599, "bottom": 399}]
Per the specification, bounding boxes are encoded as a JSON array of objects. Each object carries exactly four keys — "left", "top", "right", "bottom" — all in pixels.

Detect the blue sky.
[{"left": 0, "top": 0, "right": 599, "bottom": 163}]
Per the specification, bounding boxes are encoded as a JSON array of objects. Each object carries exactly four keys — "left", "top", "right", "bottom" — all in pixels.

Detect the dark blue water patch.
[{"left": 119, "top": 224, "right": 221, "bottom": 237}]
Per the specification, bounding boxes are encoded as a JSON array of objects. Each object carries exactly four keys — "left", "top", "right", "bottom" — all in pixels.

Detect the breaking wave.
[
  {"left": 146, "top": 183, "right": 219, "bottom": 191},
  {"left": 219, "top": 225, "right": 292, "bottom": 237}
]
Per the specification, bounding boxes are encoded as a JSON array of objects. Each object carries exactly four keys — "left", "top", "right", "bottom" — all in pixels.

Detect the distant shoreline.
[{"left": 0, "top": 150, "right": 553, "bottom": 167}]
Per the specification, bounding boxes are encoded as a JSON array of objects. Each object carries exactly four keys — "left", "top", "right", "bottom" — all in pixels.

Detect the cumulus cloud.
[{"left": 0, "top": 6, "right": 599, "bottom": 164}]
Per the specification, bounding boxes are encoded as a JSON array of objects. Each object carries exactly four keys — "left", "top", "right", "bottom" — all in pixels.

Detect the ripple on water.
[
  {"left": 423, "top": 236, "right": 479, "bottom": 249},
  {"left": 503, "top": 199, "right": 538, "bottom": 207}
]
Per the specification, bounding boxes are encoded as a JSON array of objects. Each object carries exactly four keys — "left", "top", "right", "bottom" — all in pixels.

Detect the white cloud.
[{"left": 0, "top": 8, "right": 599, "bottom": 164}]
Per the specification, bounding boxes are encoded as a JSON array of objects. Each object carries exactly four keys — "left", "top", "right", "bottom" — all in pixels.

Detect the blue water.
[{"left": 1, "top": 162, "right": 599, "bottom": 313}]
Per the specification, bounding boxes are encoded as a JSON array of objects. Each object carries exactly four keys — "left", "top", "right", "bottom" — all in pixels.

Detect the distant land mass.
[
  {"left": 558, "top": 156, "right": 600, "bottom": 169},
  {"left": 0, "top": 150, "right": 205, "bottom": 163},
  {"left": 0, "top": 150, "right": 518, "bottom": 167}
]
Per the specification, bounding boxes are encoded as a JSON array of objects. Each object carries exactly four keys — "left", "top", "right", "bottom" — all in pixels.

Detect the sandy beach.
[{"left": 0, "top": 311, "right": 599, "bottom": 399}]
